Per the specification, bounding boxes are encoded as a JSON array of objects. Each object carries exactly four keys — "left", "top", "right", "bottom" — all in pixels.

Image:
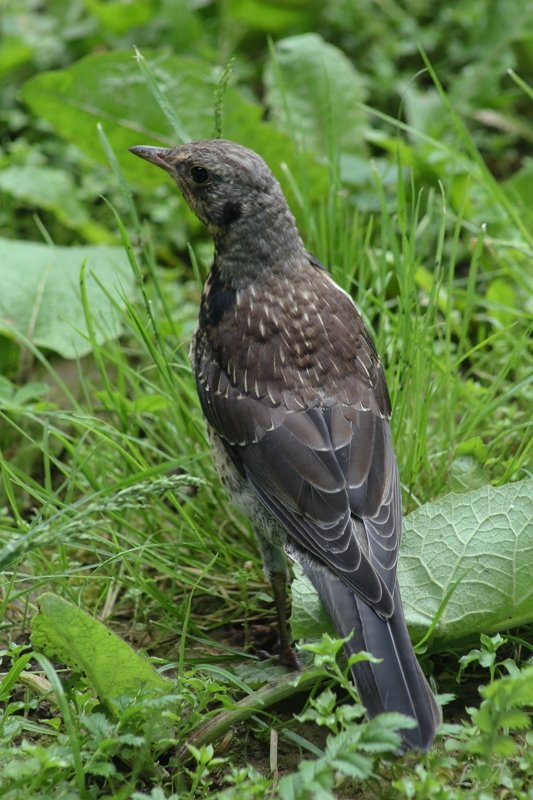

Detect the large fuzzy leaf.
[
  {"left": 291, "top": 479, "right": 533, "bottom": 646},
  {"left": 0, "top": 237, "right": 133, "bottom": 358},
  {"left": 31, "top": 593, "right": 170, "bottom": 705},
  {"left": 22, "top": 50, "right": 327, "bottom": 201},
  {"left": 0, "top": 165, "right": 113, "bottom": 242},
  {"left": 264, "top": 33, "right": 368, "bottom": 157}
]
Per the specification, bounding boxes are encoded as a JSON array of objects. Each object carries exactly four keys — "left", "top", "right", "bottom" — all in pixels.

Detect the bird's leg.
[
  {"left": 256, "top": 532, "right": 300, "bottom": 669},
  {"left": 269, "top": 569, "right": 300, "bottom": 669}
]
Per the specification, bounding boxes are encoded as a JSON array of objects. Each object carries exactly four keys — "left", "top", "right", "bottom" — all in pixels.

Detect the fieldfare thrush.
[{"left": 129, "top": 139, "right": 441, "bottom": 751}]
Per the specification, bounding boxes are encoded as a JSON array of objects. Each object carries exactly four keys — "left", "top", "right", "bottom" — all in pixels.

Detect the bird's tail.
[{"left": 304, "top": 565, "right": 441, "bottom": 751}]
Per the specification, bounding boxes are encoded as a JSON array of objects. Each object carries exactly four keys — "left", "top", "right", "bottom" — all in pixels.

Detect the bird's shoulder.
[{"left": 194, "top": 255, "right": 391, "bottom": 418}]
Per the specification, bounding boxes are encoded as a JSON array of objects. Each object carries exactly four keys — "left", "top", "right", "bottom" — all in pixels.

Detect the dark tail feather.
[{"left": 303, "top": 563, "right": 441, "bottom": 751}]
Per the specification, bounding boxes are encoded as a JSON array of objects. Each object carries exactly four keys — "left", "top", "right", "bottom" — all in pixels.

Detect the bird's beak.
[{"left": 129, "top": 145, "right": 174, "bottom": 172}]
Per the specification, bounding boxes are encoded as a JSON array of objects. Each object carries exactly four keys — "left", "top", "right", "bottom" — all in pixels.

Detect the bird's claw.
[{"left": 278, "top": 645, "right": 301, "bottom": 670}]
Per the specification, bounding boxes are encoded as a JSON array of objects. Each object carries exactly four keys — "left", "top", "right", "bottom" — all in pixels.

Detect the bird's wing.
[
  {"left": 241, "top": 403, "right": 400, "bottom": 617},
  {"left": 197, "top": 356, "right": 401, "bottom": 617}
]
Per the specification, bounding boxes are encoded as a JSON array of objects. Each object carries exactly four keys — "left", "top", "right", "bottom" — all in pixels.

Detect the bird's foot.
[{"left": 278, "top": 644, "right": 301, "bottom": 670}]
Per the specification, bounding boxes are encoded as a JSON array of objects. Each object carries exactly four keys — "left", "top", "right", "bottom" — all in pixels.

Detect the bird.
[{"left": 129, "top": 139, "right": 441, "bottom": 751}]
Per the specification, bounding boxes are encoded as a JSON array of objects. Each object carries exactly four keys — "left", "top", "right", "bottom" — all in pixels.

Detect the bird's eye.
[{"left": 190, "top": 165, "right": 210, "bottom": 184}]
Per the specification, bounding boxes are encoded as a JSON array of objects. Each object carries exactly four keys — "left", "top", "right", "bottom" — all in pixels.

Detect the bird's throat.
[{"left": 212, "top": 207, "right": 306, "bottom": 289}]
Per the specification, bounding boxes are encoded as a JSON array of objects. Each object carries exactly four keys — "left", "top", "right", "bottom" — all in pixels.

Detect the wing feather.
[{"left": 199, "top": 367, "right": 401, "bottom": 617}]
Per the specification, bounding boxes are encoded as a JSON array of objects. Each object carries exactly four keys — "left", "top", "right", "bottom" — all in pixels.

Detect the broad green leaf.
[
  {"left": 0, "top": 37, "right": 33, "bottom": 77},
  {"left": 84, "top": 0, "right": 155, "bottom": 33},
  {"left": 0, "top": 165, "right": 113, "bottom": 242},
  {"left": 485, "top": 278, "right": 517, "bottom": 328},
  {"left": 402, "top": 85, "right": 448, "bottom": 138},
  {"left": 0, "top": 237, "right": 134, "bottom": 358},
  {"left": 264, "top": 33, "right": 367, "bottom": 158},
  {"left": 22, "top": 51, "right": 204, "bottom": 179},
  {"left": 22, "top": 50, "right": 327, "bottom": 203},
  {"left": 227, "top": 0, "right": 317, "bottom": 32},
  {"left": 448, "top": 454, "right": 491, "bottom": 493},
  {"left": 504, "top": 159, "right": 533, "bottom": 211},
  {"left": 399, "top": 480, "right": 533, "bottom": 642},
  {"left": 233, "top": 661, "right": 294, "bottom": 688},
  {"left": 31, "top": 592, "right": 170, "bottom": 706},
  {"left": 290, "top": 560, "right": 331, "bottom": 640},
  {"left": 291, "top": 480, "right": 533, "bottom": 646}
]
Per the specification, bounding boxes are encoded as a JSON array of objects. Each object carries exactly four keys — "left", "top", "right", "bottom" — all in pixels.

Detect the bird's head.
[
  {"left": 130, "top": 139, "right": 284, "bottom": 230},
  {"left": 129, "top": 139, "right": 305, "bottom": 280}
]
